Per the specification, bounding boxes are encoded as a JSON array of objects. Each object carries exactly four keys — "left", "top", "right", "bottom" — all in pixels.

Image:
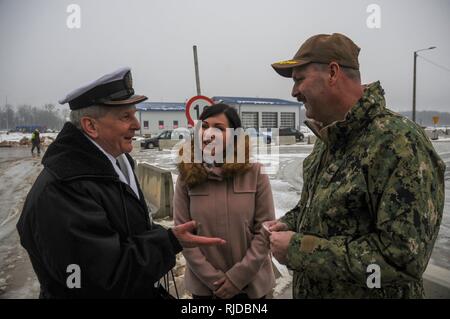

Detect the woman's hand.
[{"left": 213, "top": 276, "right": 240, "bottom": 299}]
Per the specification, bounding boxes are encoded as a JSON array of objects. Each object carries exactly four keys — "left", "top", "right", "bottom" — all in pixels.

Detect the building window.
[
  {"left": 241, "top": 112, "right": 259, "bottom": 129},
  {"left": 173, "top": 120, "right": 179, "bottom": 129},
  {"left": 261, "top": 112, "right": 278, "bottom": 129},
  {"left": 159, "top": 120, "right": 164, "bottom": 129},
  {"left": 280, "top": 112, "right": 295, "bottom": 129},
  {"left": 143, "top": 120, "right": 149, "bottom": 129}
]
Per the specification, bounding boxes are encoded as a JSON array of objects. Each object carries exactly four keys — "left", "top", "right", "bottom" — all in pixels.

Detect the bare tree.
[{"left": 0, "top": 104, "right": 66, "bottom": 131}]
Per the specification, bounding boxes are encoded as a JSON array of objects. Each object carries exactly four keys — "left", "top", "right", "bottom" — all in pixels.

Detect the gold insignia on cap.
[
  {"left": 275, "top": 60, "right": 299, "bottom": 65},
  {"left": 125, "top": 71, "right": 133, "bottom": 89}
]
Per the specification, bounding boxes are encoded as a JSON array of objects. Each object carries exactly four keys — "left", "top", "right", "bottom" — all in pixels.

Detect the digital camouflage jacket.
[{"left": 281, "top": 81, "right": 445, "bottom": 298}]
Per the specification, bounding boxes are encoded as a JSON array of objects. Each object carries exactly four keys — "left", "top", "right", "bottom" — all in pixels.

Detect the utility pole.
[
  {"left": 5, "top": 96, "right": 8, "bottom": 130},
  {"left": 412, "top": 52, "right": 417, "bottom": 123},
  {"left": 412, "top": 46, "right": 436, "bottom": 123},
  {"left": 193, "top": 45, "right": 201, "bottom": 95}
]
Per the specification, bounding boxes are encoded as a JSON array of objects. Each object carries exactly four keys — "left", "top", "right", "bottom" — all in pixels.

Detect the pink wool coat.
[{"left": 174, "top": 161, "right": 276, "bottom": 298}]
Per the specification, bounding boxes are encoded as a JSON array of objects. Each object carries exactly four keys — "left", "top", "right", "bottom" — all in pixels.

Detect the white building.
[
  {"left": 213, "top": 96, "right": 303, "bottom": 131},
  {"left": 136, "top": 97, "right": 303, "bottom": 136},
  {"left": 136, "top": 102, "right": 188, "bottom": 136}
]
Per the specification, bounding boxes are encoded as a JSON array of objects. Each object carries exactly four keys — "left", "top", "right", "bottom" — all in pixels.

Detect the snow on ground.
[
  {"left": 428, "top": 144, "right": 450, "bottom": 269},
  {"left": 0, "top": 148, "right": 43, "bottom": 298},
  {"left": 0, "top": 133, "right": 32, "bottom": 143},
  {"left": 0, "top": 132, "right": 59, "bottom": 143},
  {"left": 270, "top": 179, "right": 300, "bottom": 218}
]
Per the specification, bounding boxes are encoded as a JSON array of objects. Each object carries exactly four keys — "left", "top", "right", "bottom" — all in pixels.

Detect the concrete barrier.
[
  {"left": 159, "top": 139, "right": 182, "bottom": 150},
  {"left": 131, "top": 140, "right": 141, "bottom": 155},
  {"left": 279, "top": 136, "right": 297, "bottom": 145},
  {"left": 424, "top": 129, "right": 439, "bottom": 140},
  {"left": 307, "top": 135, "right": 317, "bottom": 144},
  {"left": 424, "top": 128, "right": 445, "bottom": 140},
  {"left": 135, "top": 162, "right": 173, "bottom": 219}
]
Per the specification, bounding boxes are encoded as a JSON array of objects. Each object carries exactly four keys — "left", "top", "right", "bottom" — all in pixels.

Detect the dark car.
[
  {"left": 279, "top": 128, "right": 304, "bottom": 142},
  {"left": 140, "top": 130, "right": 173, "bottom": 149},
  {"left": 246, "top": 128, "right": 272, "bottom": 144}
]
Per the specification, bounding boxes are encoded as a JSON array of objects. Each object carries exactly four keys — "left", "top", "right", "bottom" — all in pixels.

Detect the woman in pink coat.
[{"left": 174, "top": 103, "right": 276, "bottom": 299}]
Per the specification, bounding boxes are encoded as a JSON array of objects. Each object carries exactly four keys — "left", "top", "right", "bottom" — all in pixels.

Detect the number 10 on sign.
[{"left": 185, "top": 95, "right": 214, "bottom": 126}]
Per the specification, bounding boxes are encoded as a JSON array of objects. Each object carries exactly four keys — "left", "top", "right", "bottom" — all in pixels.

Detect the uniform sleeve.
[
  {"left": 32, "top": 182, "right": 181, "bottom": 298},
  {"left": 226, "top": 167, "right": 276, "bottom": 290},
  {"left": 285, "top": 138, "right": 445, "bottom": 286},
  {"left": 279, "top": 202, "right": 300, "bottom": 231},
  {"left": 173, "top": 177, "right": 225, "bottom": 290}
]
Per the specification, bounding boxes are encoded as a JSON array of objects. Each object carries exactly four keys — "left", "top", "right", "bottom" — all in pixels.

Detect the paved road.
[{"left": 0, "top": 147, "right": 41, "bottom": 298}]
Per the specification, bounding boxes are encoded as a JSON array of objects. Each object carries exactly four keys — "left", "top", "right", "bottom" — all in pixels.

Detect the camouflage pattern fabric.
[{"left": 281, "top": 81, "right": 446, "bottom": 298}]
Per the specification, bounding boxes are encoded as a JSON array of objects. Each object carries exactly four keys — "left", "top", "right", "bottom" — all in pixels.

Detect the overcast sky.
[{"left": 1, "top": 0, "right": 449, "bottom": 113}]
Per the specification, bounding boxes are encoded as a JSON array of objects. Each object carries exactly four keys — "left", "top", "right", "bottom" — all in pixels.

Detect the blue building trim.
[
  {"left": 212, "top": 96, "right": 301, "bottom": 106},
  {"left": 137, "top": 97, "right": 301, "bottom": 112},
  {"left": 136, "top": 102, "right": 185, "bottom": 112}
]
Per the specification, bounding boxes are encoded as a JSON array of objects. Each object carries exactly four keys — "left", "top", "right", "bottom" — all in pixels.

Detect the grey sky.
[{"left": 1, "top": 0, "right": 449, "bottom": 113}]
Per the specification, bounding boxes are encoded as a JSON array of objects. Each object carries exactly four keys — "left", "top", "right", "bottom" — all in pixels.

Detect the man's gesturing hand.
[{"left": 171, "top": 221, "right": 226, "bottom": 248}]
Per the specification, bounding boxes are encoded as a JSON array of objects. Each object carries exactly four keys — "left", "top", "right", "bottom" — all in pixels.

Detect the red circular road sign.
[{"left": 185, "top": 95, "right": 214, "bottom": 126}]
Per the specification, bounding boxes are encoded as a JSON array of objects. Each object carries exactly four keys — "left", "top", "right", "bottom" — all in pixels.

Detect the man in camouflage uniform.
[{"left": 268, "top": 33, "right": 445, "bottom": 298}]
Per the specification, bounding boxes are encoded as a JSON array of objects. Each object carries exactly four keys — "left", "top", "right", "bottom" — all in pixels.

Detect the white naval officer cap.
[{"left": 58, "top": 67, "right": 147, "bottom": 110}]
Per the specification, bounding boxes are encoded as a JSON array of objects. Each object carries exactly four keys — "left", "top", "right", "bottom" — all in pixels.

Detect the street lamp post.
[
  {"left": 5, "top": 96, "right": 8, "bottom": 131},
  {"left": 412, "top": 46, "right": 436, "bottom": 123}
]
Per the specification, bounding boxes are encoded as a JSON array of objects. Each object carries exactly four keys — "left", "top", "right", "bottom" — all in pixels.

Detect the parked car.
[
  {"left": 246, "top": 128, "right": 272, "bottom": 144},
  {"left": 279, "top": 128, "right": 304, "bottom": 142},
  {"left": 140, "top": 130, "right": 173, "bottom": 149}
]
